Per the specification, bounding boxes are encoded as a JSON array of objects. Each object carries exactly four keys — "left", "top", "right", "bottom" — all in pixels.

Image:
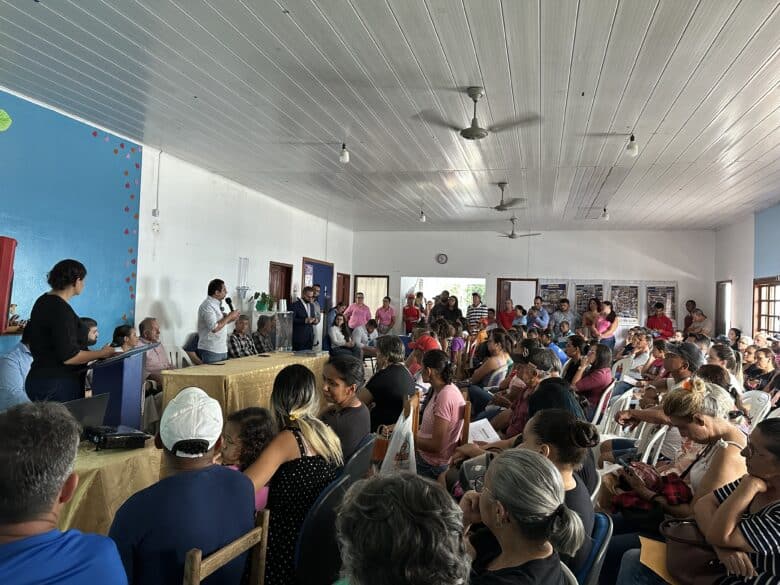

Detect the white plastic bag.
[{"left": 380, "top": 411, "right": 416, "bottom": 474}]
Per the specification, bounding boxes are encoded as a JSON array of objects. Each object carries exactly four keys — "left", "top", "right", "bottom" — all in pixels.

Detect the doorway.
[
  {"left": 354, "top": 275, "right": 389, "bottom": 313},
  {"left": 268, "top": 262, "right": 292, "bottom": 303},
  {"left": 336, "top": 273, "right": 351, "bottom": 306},
  {"left": 715, "top": 280, "right": 732, "bottom": 336},
  {"left": 496, "top": 278, "right": 538, "bottom": 312}
]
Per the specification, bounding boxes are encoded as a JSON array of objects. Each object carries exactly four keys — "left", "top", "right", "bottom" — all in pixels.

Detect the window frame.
[{"left": 752, "top": 276, "right": 780, "bottom": 338}]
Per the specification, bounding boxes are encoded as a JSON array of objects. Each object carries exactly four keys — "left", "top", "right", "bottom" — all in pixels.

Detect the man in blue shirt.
[
  {"left": 539, "top": 329, "right": 568, "bottom": 366},
  {"left": 0, "top": 327, "right": 32, "bottom": 411},
  {"left": 109, "top": 387, "right": 255, "bottom": 585},
  {"left": 0, "top": 402, "right": 127, "bottom": 584},
  {"left": 528, "top": 296, "right": 550, "bottom": 329}
]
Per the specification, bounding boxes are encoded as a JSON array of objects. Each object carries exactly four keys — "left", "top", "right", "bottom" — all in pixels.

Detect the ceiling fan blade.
[
  {"left": 465, "top": 204, "right": 495, "bottom": 209},
  {"left": 515, "top": 233, "right": 542, "bottom": 238},
  {"left": 489, "top": 114, "right": 541, "bottom": 133},
  {"left": 501, "top": 197, "right": 526, "bottom": 207},
  {"left": 413, "top": 109, "right": 462, "bottom": 132}
]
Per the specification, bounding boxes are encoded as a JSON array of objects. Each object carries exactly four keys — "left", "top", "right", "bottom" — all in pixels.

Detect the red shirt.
[
  {"left": 646, "top": 314, "right": 674, "bottom": 339},
  {"left": 497, "top": 310, "right": 515, "bottom": 330},
  {"left": 403, "top": 306, "right": 421, "bottom": 333},
  {"left": 409, "top": 334, "right": 441, "bottom": 353}
]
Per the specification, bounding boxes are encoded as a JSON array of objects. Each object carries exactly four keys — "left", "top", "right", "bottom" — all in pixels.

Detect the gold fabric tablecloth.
[
  {"left": 59, "top": 441, "right": 163, "bottom": 535},
  {"left": 162, "top": 352, "right": 329, "bottom": 415}
]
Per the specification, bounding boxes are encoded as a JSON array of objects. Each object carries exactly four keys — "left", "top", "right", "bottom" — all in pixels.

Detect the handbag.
[{"left": 659, "top": 519, "right": 724, "bottom": 585}]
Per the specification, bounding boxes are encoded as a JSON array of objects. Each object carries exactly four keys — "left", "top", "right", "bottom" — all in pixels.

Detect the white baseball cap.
[{"left": 160, "top": 387, "right": 223, "bottom": 458}]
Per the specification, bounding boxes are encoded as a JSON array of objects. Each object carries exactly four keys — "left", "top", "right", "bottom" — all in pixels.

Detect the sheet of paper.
[{"left": 469, "top": 418, "right": 501, "bottom": 443}]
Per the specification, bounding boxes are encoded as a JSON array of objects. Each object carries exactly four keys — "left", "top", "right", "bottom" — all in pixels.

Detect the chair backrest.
[
  {"left": 590, "top": 382, "right": 615, "bottom": 426},
  {"left": 560, "top": 561, "right": 578, "bottom": 585},
  {"left": 589, "top": 470, "right": 602, "bottom": 504},
  {"left": 767, "top": 407, "right": 780, "bottom": 420},
  {"left": 342, "top": 434, "right": 376, "bottom": 482},
  {"left": 743, "top": 390, "right": 772, "bottom": 425},
  {"left": 576, "top": 512, "right": 614, "bottom": 585},
  {"left": 640, "top": 427, "right": 668, "bottom": 465},
  {"left": 611, "top": 357, "right": 632, "bottom": 377},
  {"left": 183, "top": 509, "right": 269, "bottom": 585},
  {"left": 403, "top": 392, "right": 421, "bottom": 436},
  {"left": 599, "top": 391, "right": 633, "bottom": 436},
  {"left": 294, "top": 475, "right": 351, "bottom": 585},
  {"left": 459, "top": 401, "right": 472, "bottom": 446}
]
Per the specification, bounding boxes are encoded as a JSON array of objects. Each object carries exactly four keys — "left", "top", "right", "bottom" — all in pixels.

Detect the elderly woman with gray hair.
[
  {"left": 335, "top": 473, "right": 471, "bottom": 585},
  {"left": 461, "top": 449, "right": 585, "bottom": 584}
]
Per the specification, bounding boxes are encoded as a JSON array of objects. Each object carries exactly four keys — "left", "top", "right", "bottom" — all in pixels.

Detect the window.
[
  {"left": 353, "top": 275, "right": 389, "bottom": 314},
  {"left": 753, "top": 277, "right": 780, "bottom": 337}
]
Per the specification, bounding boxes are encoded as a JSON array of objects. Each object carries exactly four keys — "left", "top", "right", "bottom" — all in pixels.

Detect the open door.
[
  {"left": 496, "top": 278, "right": 538, "bottom": 312},
  {"left": 715, "top": 280, "right": 732, "bottom": 336}
]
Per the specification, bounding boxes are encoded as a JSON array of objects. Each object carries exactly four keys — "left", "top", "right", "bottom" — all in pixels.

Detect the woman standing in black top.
[
  {"left": 359, "top": 335, "right": 415, "bottom": 431},
  {"left": 25, "top": 259, "right": 114, "bottom": 402}
]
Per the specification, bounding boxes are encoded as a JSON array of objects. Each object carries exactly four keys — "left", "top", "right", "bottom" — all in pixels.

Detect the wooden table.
[
  {"left": 59, "top": 441, "right": 163, "bottom": 535},
  {"left": 162, "top": 352, "right": 329, "bottom": 416}
]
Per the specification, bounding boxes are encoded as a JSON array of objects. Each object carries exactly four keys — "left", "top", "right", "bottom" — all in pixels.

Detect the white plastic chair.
[
  {"left": 640, "top": 427, "right": 668, "bottom": 465},
  {"left": 742, "top": 390, "right": 772, "bottom": 426},
  {"left": 766, "top": 407, "right": 780, "bottom": 420},
  {"left": 599, "top": 391, "right": 634, "bottom": 437},
  {"left": 590, "top": 470, "right": 602, "bottom": 504},
  {"left": 590, "top": 382, "right": 615, "bottom": 426},
  {"left": 561, "top": 561, "right": 578, "bottom": 585}
]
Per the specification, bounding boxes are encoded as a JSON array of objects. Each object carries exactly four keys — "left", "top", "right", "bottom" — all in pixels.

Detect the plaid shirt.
[{"left": 228, "top": 332, "right": 257, "bottom": 358}]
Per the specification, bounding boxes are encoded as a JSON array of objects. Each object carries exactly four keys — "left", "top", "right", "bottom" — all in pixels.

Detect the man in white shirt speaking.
[{"left": 197, "top": 279, "right": 240, "bottom": 363}]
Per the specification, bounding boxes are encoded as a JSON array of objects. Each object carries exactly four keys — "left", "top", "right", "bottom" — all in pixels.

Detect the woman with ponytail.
[
  {"left": 518, "top": 410, "right": 599, "bottom": 574},
  {"left": 415, "top": 349, "right": 466, "bottom": 479},
  {"left": 707, "top": 342, "right": 744, "bottom": 391},
  {"left": 244, "top": 364, "right": 342, "bottom": 585},
  {"left": 461, "top": 449, "right": 585, "bottom": 584}
]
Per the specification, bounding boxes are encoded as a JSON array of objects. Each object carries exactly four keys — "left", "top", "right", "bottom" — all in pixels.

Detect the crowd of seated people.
[{"left": 8, "top": 269, "right": 780, "bottom": 585}]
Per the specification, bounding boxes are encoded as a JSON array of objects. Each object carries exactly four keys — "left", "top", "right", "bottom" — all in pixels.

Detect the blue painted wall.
[
  {"left": 755, "top": 202, "right": 780, "bottom": 278},
  {"left": 0, "top": 90, "right": 141, "bottom": 353}
]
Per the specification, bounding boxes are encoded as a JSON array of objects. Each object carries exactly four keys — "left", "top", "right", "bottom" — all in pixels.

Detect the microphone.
[{"left": 225, "top": 297, "right": 234, "bottom": 312}]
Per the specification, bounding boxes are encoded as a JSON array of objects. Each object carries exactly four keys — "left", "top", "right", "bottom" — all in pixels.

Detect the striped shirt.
[
  {"left": 466, "top": 303, "right": 489, "bottom": 329},
  {"left": 715, "top": 479, "right": 780, "bottom": 585}
]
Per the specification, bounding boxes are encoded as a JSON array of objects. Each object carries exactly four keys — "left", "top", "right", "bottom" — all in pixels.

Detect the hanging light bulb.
[
  {"left": 600, "top": 207, "right": 610, "bottom": 221},
  {"left": 339, "top": 143, "right": 350, "bottom": 164},
  {"left": 626, "top": 134, "right": 638, "bottom": 157},
  {"left": 419, "top": 209, "right": 427, "bottom": 223}
]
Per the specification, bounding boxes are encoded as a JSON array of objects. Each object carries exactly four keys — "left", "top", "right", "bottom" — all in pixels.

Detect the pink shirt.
[
  {"left": 227, "top": 465, "right": 268, "bottom": 510},
  {"left": 417, "top": 383, "right": 465, "bottom": 466},
  {"left": 137, "top": 338, "right": 172, "bottom": 379},
  {"left": 375, "top": 306, "right": 396, "bottom": 326},
  {"left": 344, "top": 303, "right": 372, "bottom": 329}
]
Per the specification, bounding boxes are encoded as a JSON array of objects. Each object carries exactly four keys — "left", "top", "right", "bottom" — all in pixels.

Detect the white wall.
[
  {"left": 353, "top": 229, "right": 716, "bottom": 328},
  {"left": 715, "top": 214, "right": 755, "bottom": 333},
  {"left": 135, "top": 149, "right": 353, "bottom": 345}
]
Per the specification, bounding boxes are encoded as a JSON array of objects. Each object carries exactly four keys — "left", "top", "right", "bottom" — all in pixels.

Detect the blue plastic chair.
[
  {"left": 575, "top": 512, "right": 613, "bottom": 585},
  {"left": 293, "top": 474, "right": 350, "bottom": 585},
  {"left": 341, "top": 433, "right": 376, "bottom": 483}
]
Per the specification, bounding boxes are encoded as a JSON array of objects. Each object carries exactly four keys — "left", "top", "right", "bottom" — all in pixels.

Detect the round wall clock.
[{"left": 436, "top": 253, "right": 448, "bottom": 265}]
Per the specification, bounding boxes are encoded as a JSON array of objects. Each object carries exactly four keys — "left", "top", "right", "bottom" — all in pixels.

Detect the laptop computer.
[{"left": 64, "top": 393, "right": 109, "bottom": 429}]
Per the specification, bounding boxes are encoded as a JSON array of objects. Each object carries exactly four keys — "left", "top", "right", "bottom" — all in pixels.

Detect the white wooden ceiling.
[{"left": 2, "top": 0, "right": 780, "bottom": 231}]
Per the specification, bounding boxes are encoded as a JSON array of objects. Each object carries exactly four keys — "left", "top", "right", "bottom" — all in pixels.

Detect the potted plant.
[{"left": 256, "top": 292, "right": 270, "bottom": 312}]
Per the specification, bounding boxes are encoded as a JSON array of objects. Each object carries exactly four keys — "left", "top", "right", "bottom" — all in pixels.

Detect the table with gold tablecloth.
[
  {"left": 162, "top": 352, "right": 329, "bottom": 415},
  {"left": 59, "top": 441, "right": 163, "bottom": 535}
]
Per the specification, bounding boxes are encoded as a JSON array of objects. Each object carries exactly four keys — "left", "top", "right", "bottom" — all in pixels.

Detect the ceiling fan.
[
  {"left": 466, "top": 182, "right": 526, "bottom": 212},
  {"left": 417, "top": 86, "right": 540, "bottom": 141},
  {"left": 499, "top": 216, "right": 541, "bottom": 239}
]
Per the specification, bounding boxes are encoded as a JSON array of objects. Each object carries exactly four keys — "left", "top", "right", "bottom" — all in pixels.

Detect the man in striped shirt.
[{"left": 466, "top": 293, "right": 488, "bottom": 331}]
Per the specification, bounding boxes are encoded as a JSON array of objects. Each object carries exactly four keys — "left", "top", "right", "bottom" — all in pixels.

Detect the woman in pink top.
[
  {"left": 415, "top": 349, "right": 465, "bottom": 479},
  {"left": 220, "top": 407, "right": 276, "bottom": 510},
  {"left": 374, "top": 296, "right": 396, "bottom": 334},
  {"left": 343, "top": 292, "right": 372, "bottom": 330}
]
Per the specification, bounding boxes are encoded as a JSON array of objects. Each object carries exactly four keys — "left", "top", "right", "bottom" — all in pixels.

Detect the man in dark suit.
[{"left": 291, "top": 286, "right": 316, "bottom": 351}]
